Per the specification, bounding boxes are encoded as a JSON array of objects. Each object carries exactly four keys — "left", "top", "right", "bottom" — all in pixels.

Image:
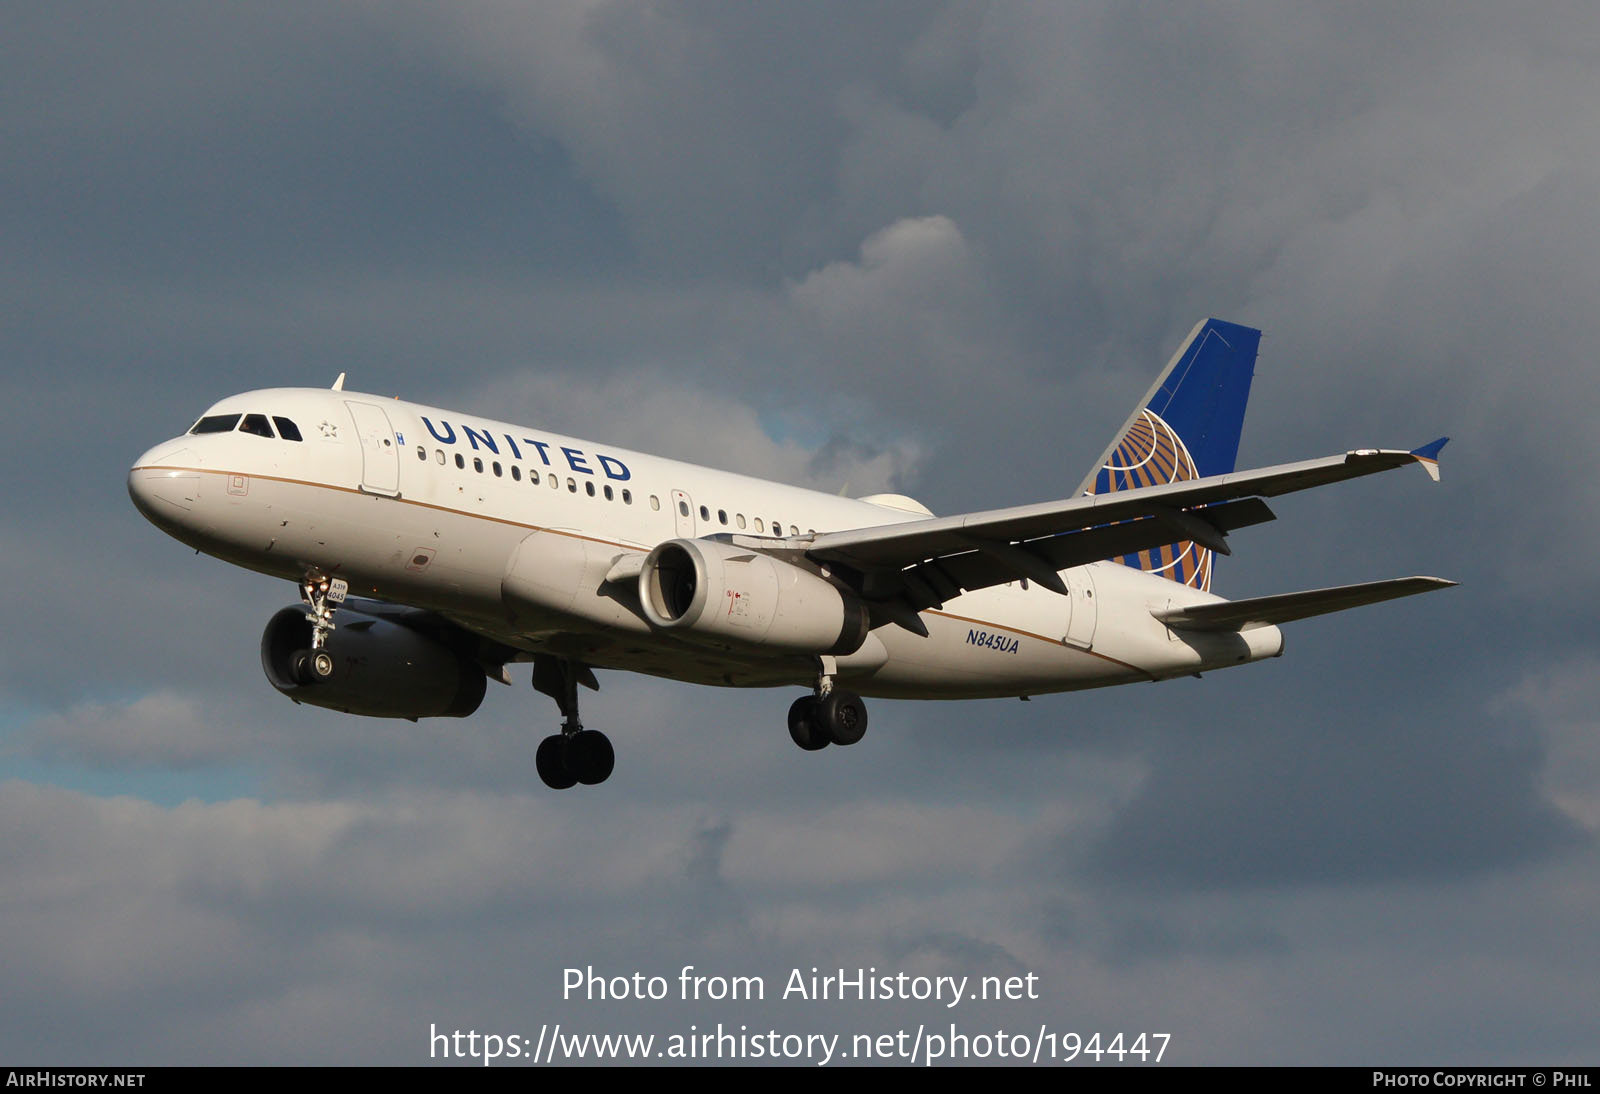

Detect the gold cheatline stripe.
[
  {"left": 134, "top": 464, "right": 632, "bottom": 548},
  {"left": 923, "top": 609, "right": 1145, "bottom": 673},
  {"left": 138, "top": 464, "right": 1151, "bottom": 674}
]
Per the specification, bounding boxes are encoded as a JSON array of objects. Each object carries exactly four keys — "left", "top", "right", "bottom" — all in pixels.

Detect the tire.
[
  {"left": 787, "top": 695, "right": 829, "bottom": 751},
  {"left": 290, "top": 650, "right": 316, "bottom": 686},
  {"left": 820, "top": 689, "right": 868, "bottom": 746},
  {"left": 536, "top": 734, "right": 576, "bottom": 790},
  {"left": 309, "top": 649, "right": 336, "bottom": 681},
  {"left": 566, "top": 730, "right": 615, "bottom": 785}
]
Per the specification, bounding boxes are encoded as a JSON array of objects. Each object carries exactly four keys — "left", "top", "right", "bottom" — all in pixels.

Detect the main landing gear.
[
  {"left": 526, "top": 655, "right": 867, "bottom": 788},
  {"left": 787, "top": 657, "right": 869, "bottom": 752},
  {"left": 532, "top": 655, "right": 614, "bottom": 789},
  {"left": 290, "top": 573, "right": 348, "bottom": 685}
]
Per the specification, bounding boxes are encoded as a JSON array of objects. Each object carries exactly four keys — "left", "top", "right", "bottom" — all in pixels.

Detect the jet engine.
[
  {"left": 260, "top": 603, "right": 486, "bottom": 718},
  {"left": 638, "top": 538, "right": 869, "bottom": 655}
]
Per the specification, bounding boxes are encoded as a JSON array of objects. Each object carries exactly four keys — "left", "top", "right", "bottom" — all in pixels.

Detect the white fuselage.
[{"left": 128, "top": 387, "right": 1283, "bottom": 700}]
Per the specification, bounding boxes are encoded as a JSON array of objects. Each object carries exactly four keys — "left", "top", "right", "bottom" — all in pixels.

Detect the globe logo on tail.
[{"left": 1093, "top": 409, "right": 1211, "bottom": 591}]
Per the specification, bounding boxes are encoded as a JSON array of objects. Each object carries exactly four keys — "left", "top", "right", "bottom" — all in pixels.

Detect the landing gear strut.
[
  {"left": 290, "top": 573, "right": 347, "bottom": 685},
  {"left": 788, "top": 657, "right": 868, "bottom": 751},
  {"left": 532, "top": 655, "right": 614, "bottom": 789}
]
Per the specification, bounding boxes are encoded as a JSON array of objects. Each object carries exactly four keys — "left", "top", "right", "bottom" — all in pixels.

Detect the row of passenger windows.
[
  {"left": 682, "top": 498, "right": 808, "bottom": 537},
  {"left": 419, "top": 446, "right": 635, "bottom": 504},
  {"left": 191, "top": 412, "right": 304, "bottom": 441},
  {"left": 415, "top": 445, "right": 812, "bottom": 535}
]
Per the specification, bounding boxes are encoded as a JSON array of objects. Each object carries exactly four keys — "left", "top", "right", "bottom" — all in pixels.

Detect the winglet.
[
  {"left": 331, "top": 372, "right": 346, "bottom": 392},
  {"left": 1409, "top": 436, "right": 1449, "bottom": 482}
]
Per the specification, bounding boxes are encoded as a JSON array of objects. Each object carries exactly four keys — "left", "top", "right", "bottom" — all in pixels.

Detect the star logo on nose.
[{"left": 318, "top": 420, "right": 338, "bottom": 438}]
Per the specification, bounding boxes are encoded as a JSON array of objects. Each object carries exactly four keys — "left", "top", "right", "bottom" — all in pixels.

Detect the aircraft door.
[
  {"left": 1063, "top": 565, "right": 1098, "bottom": 649},
  {"left": 345, "top": 401, "right": 401, "bottom": 497},
  {"left": 671, "top": 489, "right": 696, "bottom": 537}
]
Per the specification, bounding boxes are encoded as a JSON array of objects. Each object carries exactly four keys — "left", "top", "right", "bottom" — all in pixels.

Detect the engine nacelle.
[
  {"left": 260, "top": 604, "right": 486, "bottom": 719},
  {"left": 638, "top": 538, "right": 869, "bottom": 655}
]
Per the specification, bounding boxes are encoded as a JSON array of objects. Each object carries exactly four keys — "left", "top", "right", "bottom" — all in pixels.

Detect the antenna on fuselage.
[{"left": 331, "top": 372, "right": 346, "bottom": 391}]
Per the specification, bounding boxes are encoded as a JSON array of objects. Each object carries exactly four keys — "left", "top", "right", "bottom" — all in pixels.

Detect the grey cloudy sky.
[{"left": 3, "top": 1, "right": 1597, "bottom": 1065}]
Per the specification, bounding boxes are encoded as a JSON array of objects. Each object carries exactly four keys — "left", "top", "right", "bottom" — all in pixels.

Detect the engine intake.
[
  {"left": 260, "top": 604, "right": 486, "bottom": 719},
  {"left": 638, "top": 539, "right": 868, "bottom": 655}
]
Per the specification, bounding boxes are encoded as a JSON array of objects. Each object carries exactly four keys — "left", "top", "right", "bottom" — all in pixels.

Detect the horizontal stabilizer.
[{"left": 1152, "top": 576, "right": 1457, "bottom": 632}]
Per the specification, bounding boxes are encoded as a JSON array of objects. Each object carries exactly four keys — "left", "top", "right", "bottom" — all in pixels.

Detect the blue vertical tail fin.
[{"left": 1076, "top": 318, "right": 1260, "bottom": 592}]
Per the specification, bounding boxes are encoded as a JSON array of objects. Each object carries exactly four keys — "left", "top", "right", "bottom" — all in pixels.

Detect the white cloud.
[
  {"left": 1500, "top": 655, "right": 1600, "bottom": 831},
  {"left": 18, "top": 690, "right": 230, "bottom": 768}
]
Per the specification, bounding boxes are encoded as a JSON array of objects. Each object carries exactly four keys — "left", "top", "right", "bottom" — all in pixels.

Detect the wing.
[{"left": 797, "top": 441, "right": 1448, "bottom": 630}]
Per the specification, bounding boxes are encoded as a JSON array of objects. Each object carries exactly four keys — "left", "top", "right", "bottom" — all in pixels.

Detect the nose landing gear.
[{"left": 290, "top": 573, "right": 347, "bottom": 685}]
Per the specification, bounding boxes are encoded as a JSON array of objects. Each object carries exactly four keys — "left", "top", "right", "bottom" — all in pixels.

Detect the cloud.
[
  {"left": 1083, "top": 692, "right": 1587, "bottom": 890},
  {"left": 0, "top": 779, "right": 1064, "bottom": 1059},
  {"left": 376, "top": 2, "right": 963, "bottom": 274},
  {"left": 787, "top": 214, "right": 1005, "bottom": 401},
  {"left": 1499, "top": 655, "right": 1600, "bottom": 831},
  {"left": 462, "top": 366, "right": 925, "bottom": 497},
  {"left": 16, "top": 690, "right": 235, "bottom": 769}
]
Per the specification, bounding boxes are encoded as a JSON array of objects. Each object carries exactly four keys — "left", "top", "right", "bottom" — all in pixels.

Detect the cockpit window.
[
  {"left": 190, "top": 414, "right": 241, "bottom": 434},
  {"left": 273, "top": 417, "right": 303, "bottom": 442},
  {"left": 240, "top": 414, "right": 275, "bottom": 438}
]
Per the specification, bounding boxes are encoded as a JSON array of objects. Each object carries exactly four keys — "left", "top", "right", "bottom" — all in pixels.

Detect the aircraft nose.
[{"left": 128, "top": 445, "right": 202, "bottom": 520}]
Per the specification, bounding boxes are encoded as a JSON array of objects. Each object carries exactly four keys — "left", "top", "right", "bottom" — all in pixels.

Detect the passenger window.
[
  {"left": 273, "top": 417, "right": 303, "bottom": 441},
  {"left": 791, "top": 525, "right": 800, "bottom": 535},
  {"left": 585, "top": 481, "right": 595, "bottom": 497},
  {"left": 529, "top": 469, "right": 540, "bottom": 485},
  {"left": 699, "top": 505, "right": 709, "bottom": 521},
  {"left": 455, "top": 454, "right": 465, "bottom": 469},
  {"left": 736, "top": 514, "right": 746, "bottom": 530},
  {"left": 717, "top": 509, "right": 727, "bottom": 525},
  {"left": 191, "top": 414, "right": 241, "bottom": 435},
  {"left": 550, "top": 475, "right": 559, "bottom": 490},
  {"left": 754, "top": 518, "right": 764, "bottom": 533},
  {"left": 416, "top": 446, "right": 426, "bottom": 461},
  {"left": 493, "top": 461, "right": 502, "bottom": 477},
  {"left": 240, "top": 414, "right": 274, "bottom": 438},
  {"left": 678, "top": 501, "right": 689, "bottom": 517},
  {"left": 603, "top": 484, "right": 613, "bottom": 500},
  {"left": 512, "top": 466, "right": 521, "bottom": 481},
  {"left": 435, "top": 450, "right": 445, "bottom": 464},
  {"left": 624, "top": 489, "right": 633, "bottom": 505},
  {"left": 567, "top": 478, "right": 577, "bottom": 493},
  {"left": 473, "top": 457, "right": 484, "bottom": 473}
]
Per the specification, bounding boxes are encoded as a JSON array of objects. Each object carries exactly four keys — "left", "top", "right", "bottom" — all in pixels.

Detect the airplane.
[{"left": 127, "top": 318, "right": 1454, "bottom": 790}]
